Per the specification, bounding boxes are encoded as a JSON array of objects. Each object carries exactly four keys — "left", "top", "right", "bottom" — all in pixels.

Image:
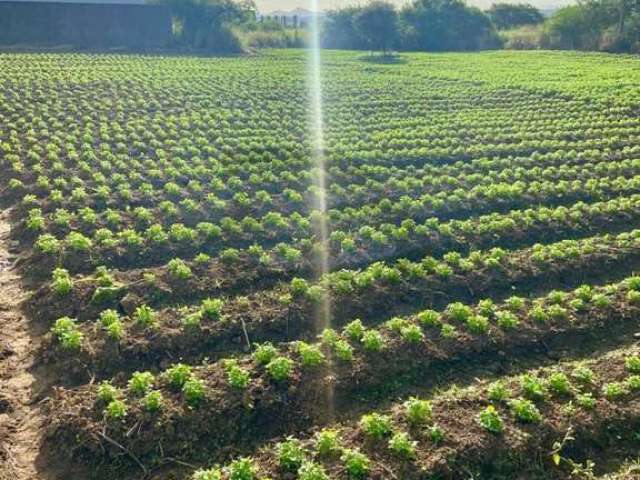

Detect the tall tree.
[
  {"left": 401, "top": 0, "right": 500, "bottom": 51},
  {"left": 354, "top": 1, "right": 400, "bottom": 54},
  {"left": 487, "top": 3, "right": 544, "bottom": 29}
]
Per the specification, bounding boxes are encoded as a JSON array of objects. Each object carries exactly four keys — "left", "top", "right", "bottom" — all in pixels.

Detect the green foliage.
[
  {"left": 166, "top": 363, "right": 193, "bottom": 388},
  {"left": 201, "top": 298, "right": 224, "bottom": 320},
  {"left": 404, "top": 397, "right": 432, "bottom": 425},
  {"left": 104, "top": 399, "right": 128, "bottom": 420},
  {"left": 192, "top": 468, "right": 222, "bottom": 480},
  {"left": 316, "top": 429, "right": 341, "bottom": 457},
  {"left": 183, "top": 377, "right": 206, "bottom": 406},
  {"left": 51, "top": 316, "right": 83, "bottom": 350},
  {"left": 277, "top": 438, "right": 306, "bottom": 471},
  {"left": 361, "top": 329, "right": 385, "bottom": 352},
  {"left": 97, "top": 381, "right": 120, "bottom": 403},
  {"left": 478, "top": 405, "right": 504, "bottom": 433},
  {"left": 227, "top": 457, "right": 256, "bottom": 480},
  {"left": 266, "top": 357, "right": 294, "bottom": 382},
  {"left": 51, "top": 268, "right": 73, "bottom": 296},
  {"left": 128, "top": 371, "right": 155, "bottom": 396},
  {"left": 134, "top": 305, "right": 157, "bottom": 328},
  {"left": 298, "top": 462, "right": 329, "bottom": 480},
  {"left": 510, "top": 398, "right": 542, "bottom": 423},
  {"left": 296, "top": 341, "right": 325, "bottom": 367},
  {"left": 341, "top": 449, "right": 370, "bottom": 478},
  {"left": 360, "top": 413, "right": 392, "bottom": 439},
  {"left": 388, "top": 431, "right": 417, "bottom": 458},
  {"left": 142, "top": 390, "right": 164, "bottom": 412},
  {"left": 253, "top": 343, "right": 278, "bottom": 365}
]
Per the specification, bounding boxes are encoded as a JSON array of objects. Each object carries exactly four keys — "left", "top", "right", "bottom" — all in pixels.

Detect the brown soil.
[{"left": 0, "top": 208, "right": 58, "bottom": 480}]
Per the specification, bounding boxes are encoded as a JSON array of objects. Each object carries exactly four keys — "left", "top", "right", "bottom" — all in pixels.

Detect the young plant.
[
  {"left": 360, "top": 413, "right": 392, "bottom": 439},
  {"left": 183, "top": 377, "right": 206, "bottom": 406},
  {"left": 510, "top": 398, "right": 542, "bottom": 423},
  {"left": 142, "top": 390, "right": 164, "bottom": 412},
  {"left": 134, "top": 305, "right": 156, "bottom": 328},
  {"left": 298, "top": 462, "right": 329, "bottom": 480},
  {"left": 386, "top": 431, "right": 415, "bottom": 459},
  {"left": 296, "top": 341, "right": 325, "bottom": 367},
  {"left": 201, "top": 298, "right": 224, "bottom": 320},
  {"left": 227, "top": 457, "right": 256, "bottom": 480},
  {"left": 266, "top": 357, "right": 294, "bottom": 382},
  {"left": 277, "top": 438, "right": 306, "bottom": 471},
  {"left": 51, "top": 268, "right": 73, "bottom": 296},
  {"left": 404, "top": 397, "right": 432, "bottom": 425},
  {"left": 128, "top": 371, "right": 154, "bottom": 396},
  {"left": 478, "top": 405, "right": 503, "bottom": 434},
  {"left": 104, "top": 399, "right": 127, "bottom": 421},
  {"left": 315, "top": 429, "right": 341, "bottom": 457},
  {"left": 166, "top": 363, "right": 192, "bottom": 388},
  {"left": 361, "top": 329, "right": 385, "bottom": 352},
  {"left": 341, "top": 449, "right": 370, "bottom": 478},
  {"left": 252, "top": 343, "right": 278, "bottom": 365}
]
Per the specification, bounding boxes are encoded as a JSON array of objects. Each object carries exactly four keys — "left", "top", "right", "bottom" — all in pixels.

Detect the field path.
[{"left": 0, "top": 208, "right": 50, "bottom": 480}]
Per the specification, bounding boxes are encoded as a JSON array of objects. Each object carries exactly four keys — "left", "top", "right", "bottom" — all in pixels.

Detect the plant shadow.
[{"left": 357, "top": 54, "right": 408, "bottom": 65}]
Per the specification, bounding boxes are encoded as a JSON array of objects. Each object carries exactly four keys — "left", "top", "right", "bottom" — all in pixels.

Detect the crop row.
[
  {"left": 32, "top": 193, "right": 640, "bottom": 323},
  {"left": 41, "top": 229, "right": 640, "bottom": 378},
  {"left": 46, "top": 328, "right": 640, "bottom": 479},
  {"left": 24, "top": 172, "right": 640, "bottom": 276}
]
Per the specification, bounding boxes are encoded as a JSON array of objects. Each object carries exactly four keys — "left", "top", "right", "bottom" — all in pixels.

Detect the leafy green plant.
[
  {"left": 226, "top": 363, "right": 251, "bottom": 389},
  {"left": 478, "top": 405, "right": 503, "bottom": 434},
  {"left": 360, "top": 413, "right": 392, "bottom": 439},
  {"left": 227, "top": 457, "right": 256, "bottom": 480},
  {"left": 253, "top": 343, "right": 278, "bottom": 365},
  {"left": 97, "top": 381, "right": 120, "bottom": 403},
  {"left": 388, "top": 431, "right": 417, "bottom": 458},
  {"left": 201, "top": 298, "right": 224, "bottom": 320},
  {"left": 134, "top": 305, "right": 156, "bottom": 328},
  {"left": 104, "top": 399, "right": 127, "bottom": 421},
  {"left": 266, "top": 357, "right": 294, "bottom": 382},
  {"left": 277, "top": 438, "right": 305, "bottom": 471},
  {"left": 404, "top": 397, "right": 432, "bottom": 425},
  {"left": 298, "top": 462, "right": 329, "bottom": 480},
  {"left": 341, "top": 449, "right": 370, "bottom": 478},
  {"left": 520, "top": 374, "right": 547, "bottom": 400},
  {"left": 316, "top": 429, "right": 341, "bottom": 457},
  {"left": 510, "top": 398, "right": 542, "bottom": 423},
  {"left": 625, "top": 355, "right": 640, "bottom": 373},
  {"left": 183, "top": 377, "right": 206, "bottom": 406},
  {"left": 361, "top": 329, "right": 385, "bottom": 352},
  {"left": 51, "top": 316, "right": 83, "bottom": 350},
  {"left": 343, "top": 319, "right": 365, "bottom": 341},
  {"left": 51, "top": 268, "right": 73, "bottom": 296},
  {"left": 168, "top": 258, "right": 192, "bottom": 280},
  {"left": 192, "top": 468, "right": 222, "bottom": 480},
  {"left": 128, "top": 371, "right": 154, "bottom": 396},
  {"left": 296, "top": 341, "right": 325, "bottom": 367},
  {"left": 142, "top": 390, "right": 164, "bottom": 412},
  {"left": 166, "top": 363, "right": 192, "bottom": 388},
  {"left": 602, "top": 382, "right": 627, "bottom": 400}
]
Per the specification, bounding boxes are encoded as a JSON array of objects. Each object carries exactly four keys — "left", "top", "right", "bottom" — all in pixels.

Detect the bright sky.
[{"left": 257, "top": 0, "right": 571, "bottom": 12}]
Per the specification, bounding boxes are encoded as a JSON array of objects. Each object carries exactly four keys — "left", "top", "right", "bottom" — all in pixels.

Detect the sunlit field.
[{"left": 2, "top": 49, "right": 640, "bottom": 479}]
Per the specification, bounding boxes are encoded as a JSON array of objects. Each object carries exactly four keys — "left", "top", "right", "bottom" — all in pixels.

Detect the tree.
[
  {"left": 322, "top": 7, "right": 368, "bottom": 49},
  {"left": 487, "top": 3, "right": 544, "bottom": 29},
  {"left": 354, "top": 1, "right": 400, "bottom": 54},
  {"left": 401, "top": 0, "right": 500, "bottom": 51},
  {"left": 147, "top": 0, "right": 248, "bottom": 51}
]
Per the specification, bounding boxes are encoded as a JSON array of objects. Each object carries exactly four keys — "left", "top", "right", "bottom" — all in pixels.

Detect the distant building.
[{"left": 0, "top": 0, "right": 172, "bottom": 49}]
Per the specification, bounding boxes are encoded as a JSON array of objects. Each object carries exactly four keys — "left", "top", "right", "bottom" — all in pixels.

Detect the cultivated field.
[{"left": 1, "top": 50, "right": 640, "bottom": 480}]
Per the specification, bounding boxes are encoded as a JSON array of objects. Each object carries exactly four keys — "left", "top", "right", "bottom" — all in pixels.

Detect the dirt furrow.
[{"left": 0, "top": 208, "right": 50, "bottom": 480}]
